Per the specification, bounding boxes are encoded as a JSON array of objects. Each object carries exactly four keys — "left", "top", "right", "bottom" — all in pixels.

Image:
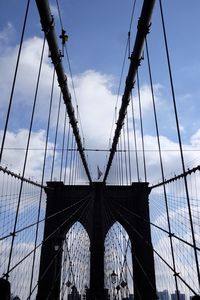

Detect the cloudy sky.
[
  {"left": 0, "top": 0, "right": 200, "bottom": 183},
  {"left": 0, "top": 2, "right": 200, "bottom": 298}
]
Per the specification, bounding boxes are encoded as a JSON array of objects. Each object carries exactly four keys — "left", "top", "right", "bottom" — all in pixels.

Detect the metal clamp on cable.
[
  {"left": 42, "top": 15, "right": 54, "bottom": 35},
  {"left": 137, "top": 17, "right": 151, "bottom": 35}
]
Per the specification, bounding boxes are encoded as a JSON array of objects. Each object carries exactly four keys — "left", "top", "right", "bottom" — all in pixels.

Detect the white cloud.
[
  {"left": 132, "top": 83, "right": 162, "bottom": 119},
  {"left": 190, "top": 129, "right": 200, "bottom": 147},
  {"left": 0, "top": 22, "right": 14, "bottom": 50},
  {"left": 0, "top": 239, "right": 42, "bottom": 299},
  {"left": 0, "top": 30, "right": 200, "bottom": 183},
  {"left": 73, "top": 70, "right": 117, "bottom": 148},
  {"left": 0, "top": 129, "right": 54, "bottom": 180}
]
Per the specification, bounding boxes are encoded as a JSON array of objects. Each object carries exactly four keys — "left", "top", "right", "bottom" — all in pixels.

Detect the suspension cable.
[
  {"left": 5, "top": 36, "right": 47, "bottom": 279},
  {"left": 159, "top": 0, "right": 200, "bottom": 286},
  {"left": 35, "top": 0, "right": 92, "bottom": 183},
  {"left": 50, "top": 91, "right": 62, "bottom": 181},
  {"left": 0, "top": 0, "right": 31, "bottom": 164},
  {"left": 136, "top": 70, "right": 147, "bottom": 181},
  {"left": 145, "top": 37, "right": 180, "bottom": 295},
  {"left": 60, "top": 108, "right": 67, "bottom": 181},
  {"left": 130, "top": 95, "right": 140, "bottom": 182},
  {"left": 103, "top": 0, "right": 156, "bottom": 182}
]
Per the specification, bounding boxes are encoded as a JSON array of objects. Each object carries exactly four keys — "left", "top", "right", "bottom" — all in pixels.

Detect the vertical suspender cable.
[
  {"left": 6, "top": 37, "right": 47, "bottom": 278},
  {"left": 126, "top": 113, "right": 132, "bottom": 184},
  {"left": 50, "top": 91, "right": 62, "bottom": 181},
  {"left": 69, "top": 136, "right": 74, "bottom": 185},
  {"left": 145, "top": 37, "right": 180, "bottom": 296},
  {"left": 159, "top": 0, "right": 200, "bottom": 286},
  {"left": 103, "top": 0, "right": 156, "bottom": 182},
  {"left": 64, "top": 125, "right": 71, "bottom": 183},
  {"left": 123, "top": 126, "right": 129, "bottom": 185},
  {"left": 60, "top": 108, "right": 67, "bottom": 181},
  {"left": 137, "top": 71, "right": 147, "bottom": 181},
  {"left": 35, "top": 0, "right": 92, "bottom": 183},
  {"left": 119, "top": 136, "right": 124, "bottom": 185},
  {"left": 130, "top": 93, "right": 140, "bottom": 181},
  {"left": 71, "top": 145, "right": 76, "bottom": 185},
  {"left": 0, "top": 0, "right": 30, "bottom": 163},
  {"left": 117, "top": 145, "right": 122, "bottom": 185},
  {"left": 29, "top": 40, "right": 57, "bottom": 298},
  {"left": 116, "top": 147, "right": 120, "bottom": 185}
]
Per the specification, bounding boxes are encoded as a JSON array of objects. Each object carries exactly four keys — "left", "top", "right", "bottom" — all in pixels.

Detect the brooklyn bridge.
[{"left": 0, "top": 0, "right": 200, "bottom": 299}]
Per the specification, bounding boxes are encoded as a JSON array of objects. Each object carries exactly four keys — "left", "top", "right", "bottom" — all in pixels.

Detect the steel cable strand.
[
  {"left": 69, "top": 135, "right": 75, "bottom": 185},
  {"left": 107, "top": 197, "right": 168, "bottom": 295},
  {"left": 102, "top": 196, "right": 142, "bottom": 299},
  {"left": 107, "top": 0, "right": 137, "bottom": 158},
  {"left": 14, "top": 193, "right": 91, "bottom": 239},
  {"left": 60, "top": 108, "right": 67, "bottom": 181},
  {"left": 35, "top": 0, "right": 92, "bottom": 183},
  {"left": 101, "top": 195, "right": 119, "bottom": 295},
  {"left": 68, "top": 199, "right": 92, "bottom": 293},
  {"left": 3, "top": 194, "right": 91, "bottom": 278},
  {"left": 0, "top": 165, "right": 44, "bottom": 188},
  {"left": 27, "top": 195, "right": 92, "bottom": 298},
  {"left": 159, "top": 0, "right": 200, "bottom": 286},
  {"left": 126, "top": 113, "right": 132, "bottom": 184},
  {"left": 27, "top": 194, "right": 91, "bottom": 297},
  {"left": 109, "top": 197, "right": 200, "bottom": 254},
  {"left": 0, "top": 0, "right": 31, "bottom": 163},
  {"left": 55, "top": 0, "right": 90, "bottom": 176},
  {"left": 109, "top": 197, "right": 198, "bottom": 295},
  {"left": 103, "top": 0, "right": 156, "bottom": 182},
  {"left": 136, "top": 71, "right": 147, "bottom": 181},
  {"left": 4, "top": 36, "right": 47, "bottom": 279},
  {"left": 50, "top": 91, "right": 62, "bottom": 181},
  {"left": 64, "top": 124, "right": 71, "bottom": 183},
  {"left": 55, "top": 201, "right": 92, "bottom": 296},
  {"left": 122, "top": 126, "right": 129, "bottom": 185},
  {"left": 50, "top": 197, "right": 92, "bottom": 297},
  {"left": 46, "top": 205, "right": 92, "bottom": 299},
  {"left": 102, "top": 197, "right": 133, "bottom": 294},
  {"left": 145, "top": 36, "right": 180, "bottom": 296},
  {"left": 130, "top": 92, "right": 140, "bottom": 181}
]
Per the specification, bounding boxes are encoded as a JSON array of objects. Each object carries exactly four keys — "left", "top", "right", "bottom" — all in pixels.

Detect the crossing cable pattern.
[
  {"left": 150, "top": 167, "right": 200, "bottom": 297},
  {"left": 106, "top": 180, "right": 200, "bottom": 297},
  {"left": 104, "top": 1, "right": 200, "bottom": 298},
  {"left": 0, "top": 165, "right": 91, "bottom": 298},
  {"left": 103, "top": 198, "right": 134, "bottom": 299},
  {"left": 0, "top": 1, "right": 91, "bottom": 299},
  {"left": 103, "top": 197, "right": 156, "bottom": 300},
  {"left": 158, "top": 0, "right": 200, "bottom": 288},
  {"left": 59, "top": 222, "right": 90, "bottom": 299},
  {"left": 0, "top": 0, "right": 200, "bottom": 299}
]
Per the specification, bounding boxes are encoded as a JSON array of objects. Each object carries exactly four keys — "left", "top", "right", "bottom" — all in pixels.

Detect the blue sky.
[
  {"left": 0, "top": 2, "right": 200, "bottom": 298},
  {"left": 0, "top": 0, "right": 200, "bottom": 182}
]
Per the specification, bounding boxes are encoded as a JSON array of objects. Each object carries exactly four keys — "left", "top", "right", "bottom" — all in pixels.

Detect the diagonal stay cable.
[
  {"left": 0, "top": 192, "right": 91, "bottom": 242},
  {"left": 4, "top": 194, "right": 91, "bottom": 280},
  {"left": 28, "top": 196, "right": 92, "bottom": 298},
  {"left": 108, "top": 198, "right": 198, "bottom": 295}
]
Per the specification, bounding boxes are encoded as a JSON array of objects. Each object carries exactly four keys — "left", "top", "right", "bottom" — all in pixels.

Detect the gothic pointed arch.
[
  {"left": 60, "top": 221, "right": 90, "bottom": 299},
  {"left": 104, "top": 221, "right": 134, "bottom": 299}
]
